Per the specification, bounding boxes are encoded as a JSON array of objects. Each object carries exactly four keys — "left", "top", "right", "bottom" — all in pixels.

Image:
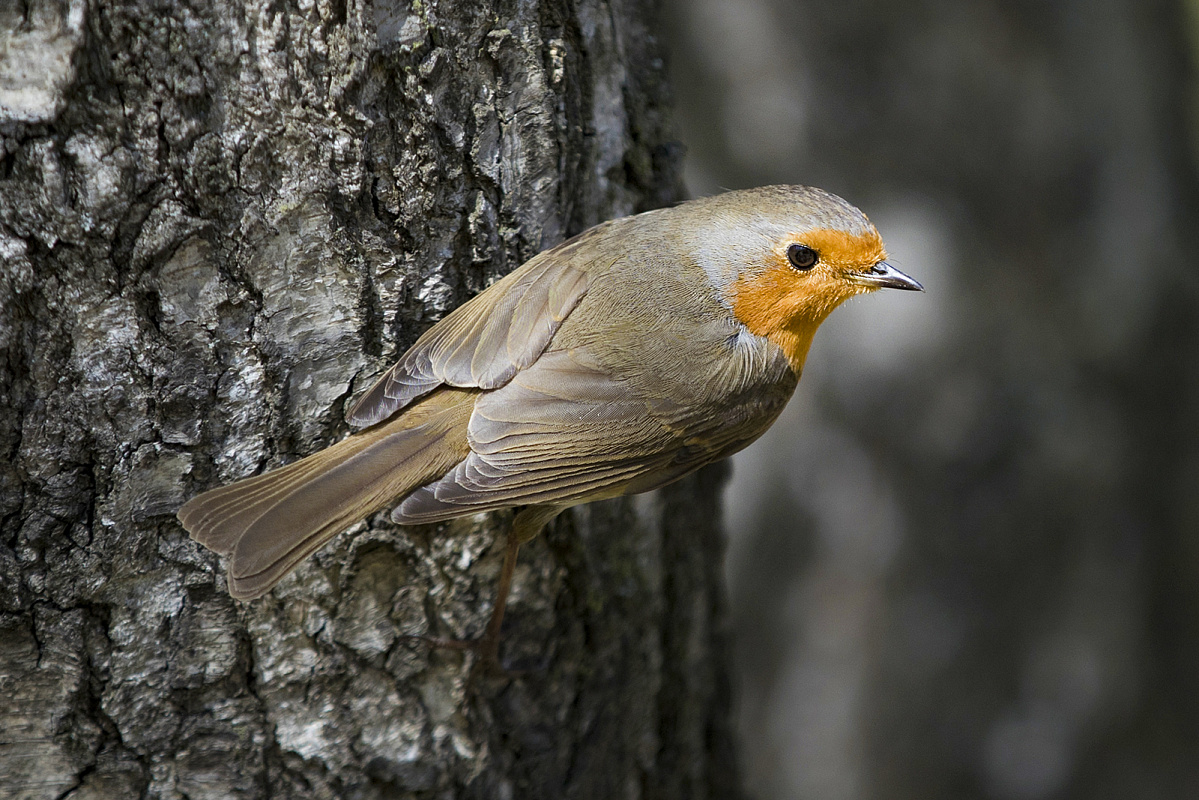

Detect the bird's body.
[{"left": 178, "top": 185, "right": 921, "bottom": 660}]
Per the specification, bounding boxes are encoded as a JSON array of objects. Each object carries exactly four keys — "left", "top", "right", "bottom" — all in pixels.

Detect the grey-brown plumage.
[
  {"left": 179, "top": 388, "right": 475, "bottom": 599},
  {"left": 177, "top": 185, "right": 920, "bottom": 658}
]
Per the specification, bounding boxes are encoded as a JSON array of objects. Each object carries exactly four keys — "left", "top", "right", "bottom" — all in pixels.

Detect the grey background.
[{"left": 661, "top": 0, "right": 1199, "bottom": 798}]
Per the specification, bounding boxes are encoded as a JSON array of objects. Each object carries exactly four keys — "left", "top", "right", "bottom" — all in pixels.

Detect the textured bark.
[{"left": 0, "top": 1, "right": 741, "bottom": 798}]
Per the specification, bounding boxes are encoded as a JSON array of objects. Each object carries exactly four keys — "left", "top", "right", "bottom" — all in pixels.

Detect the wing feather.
[
  {"left": 390, "top": 345, "right": 787, "bottom": 524},
  {"left": 348, "top": 249, "right": 596, "bottom": 428}
]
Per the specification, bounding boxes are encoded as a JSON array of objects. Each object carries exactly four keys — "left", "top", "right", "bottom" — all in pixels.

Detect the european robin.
[{"left": 178, "top": 185, "right": 922, "bottom": 664}]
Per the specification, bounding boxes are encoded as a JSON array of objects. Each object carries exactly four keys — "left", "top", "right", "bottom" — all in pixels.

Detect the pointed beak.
[{"left": 851, "top": 261, "right": 924, "bottom": 292}]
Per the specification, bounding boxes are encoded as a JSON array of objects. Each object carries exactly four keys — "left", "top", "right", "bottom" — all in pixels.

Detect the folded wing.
[
  {"left": 181, "top": 224, "right": 616, "bottom": 598},
  {"left": 393, "top": 344, "right": 791, "bottom": 523},
  {"left": 347, "top": 227, "right": 608, "bottom": 428}
]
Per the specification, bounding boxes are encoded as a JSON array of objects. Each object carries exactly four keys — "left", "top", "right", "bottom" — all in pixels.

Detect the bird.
[{"left": 177, "top": 184, "right": 922, "bottom": 665}]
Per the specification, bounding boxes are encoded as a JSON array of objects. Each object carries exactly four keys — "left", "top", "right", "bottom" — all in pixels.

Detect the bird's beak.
[{"left": 850, "top": 261, "right": 924, "bottom": 292}]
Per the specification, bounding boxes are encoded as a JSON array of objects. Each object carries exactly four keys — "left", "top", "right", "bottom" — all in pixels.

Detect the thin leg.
[
  {"left": 404, "top": 504, "right": 562, "bottom": 670},
  {"left": 475, "top": 527, "right": 522, "bottom": 664}
]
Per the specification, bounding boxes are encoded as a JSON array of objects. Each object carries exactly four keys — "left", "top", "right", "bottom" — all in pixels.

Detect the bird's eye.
[{"left": 787, "top": 243, "right": 818, "bottom": 271}]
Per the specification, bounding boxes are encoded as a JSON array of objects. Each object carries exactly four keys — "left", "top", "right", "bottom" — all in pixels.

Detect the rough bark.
[{"left": 0, "top": 1, "right": 740, "bottom": 798}]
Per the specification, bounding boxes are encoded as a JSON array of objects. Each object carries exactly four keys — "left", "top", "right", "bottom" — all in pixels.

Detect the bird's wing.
[
  {"left": 391, "top": 344, "right": 792, "bottom": 523},
  {"left": 347, "top": 224, "right": 614, "bottom": 428}
]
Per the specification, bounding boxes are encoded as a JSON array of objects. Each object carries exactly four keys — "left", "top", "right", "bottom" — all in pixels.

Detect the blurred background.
[{"left": 658, "top": 0, "right": 1199, "bottom": 798}]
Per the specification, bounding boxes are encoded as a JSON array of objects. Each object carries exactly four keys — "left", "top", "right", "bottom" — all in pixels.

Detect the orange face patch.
[
  {"left": 730, "top": 227, "right": 887, "bottom": 370},
  {"left": 797, "top": 228, "right": 887, "bottom": 270}
]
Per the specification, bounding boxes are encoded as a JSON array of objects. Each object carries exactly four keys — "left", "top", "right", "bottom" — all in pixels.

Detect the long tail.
[{"left": 178, "top": 389, "right": 476, "bottom": 599}]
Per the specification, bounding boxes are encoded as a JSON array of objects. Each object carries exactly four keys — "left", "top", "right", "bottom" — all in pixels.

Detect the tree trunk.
[{"left": 0, "top": 1, "right": 740, "bottom": 798}]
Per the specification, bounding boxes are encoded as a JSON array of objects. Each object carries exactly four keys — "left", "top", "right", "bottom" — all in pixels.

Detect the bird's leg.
[
  {"left": 473, "top": 525, "right": 523, "bottom": 665},
  {"left": 405, "top": 505, "right": 561, "bottom": 670}
]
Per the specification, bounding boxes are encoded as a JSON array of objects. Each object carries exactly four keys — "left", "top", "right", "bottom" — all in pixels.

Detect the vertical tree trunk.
[{"left": 0, "top": 1, "right": 740, "bottom": 798}]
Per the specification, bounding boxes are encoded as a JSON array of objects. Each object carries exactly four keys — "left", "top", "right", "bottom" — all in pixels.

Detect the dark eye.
[{"left": 787, "top": 243, "right": 818, "bottom": 270}]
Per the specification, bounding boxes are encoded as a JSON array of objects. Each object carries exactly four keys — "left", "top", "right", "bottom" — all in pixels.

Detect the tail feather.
[{"left": 178, "top": 389, "right": 476, "bottom": 599}]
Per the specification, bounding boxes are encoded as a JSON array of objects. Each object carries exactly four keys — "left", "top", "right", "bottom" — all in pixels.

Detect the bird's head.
[{"left": 685, "top": 185, "right": 922, "bottom": 371}]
